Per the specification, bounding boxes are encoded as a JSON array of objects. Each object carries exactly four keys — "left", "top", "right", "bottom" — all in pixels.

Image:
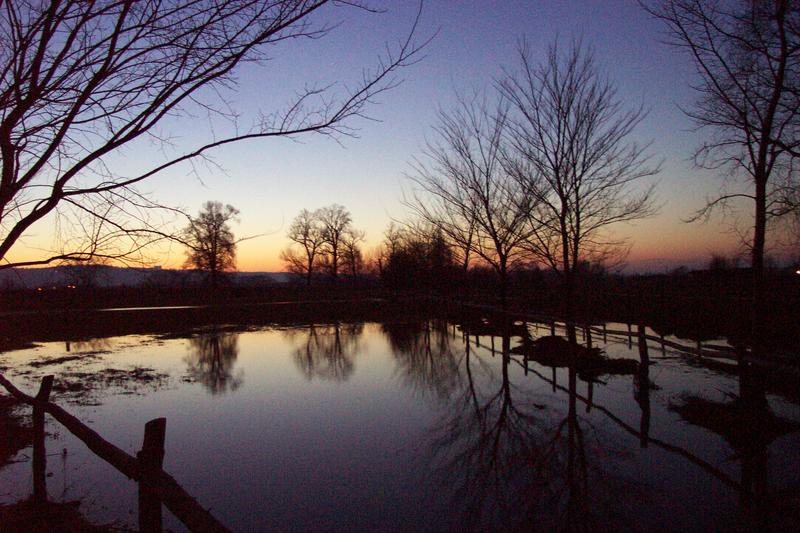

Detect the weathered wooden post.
[
  {"left": 603, "top": 322, "right": 607, "bottom": 343},
  {"left": 138, "top": 418, "right": 167, "bottom": 533},
  {"left": 491, "top": 335, "right": 495, "bottom": 356},
  {"left": 585, "top": 325, "right": 593, "bottom": 349},
  {"left": 550, "top": 320, "right": 556, "bottom": 336},
  {"left": 627, "top": 323, "right": 632, "bottom": 349},
  {"left": 33, "top": 375, "right": 54, "bottom": 504},
  {"left": 552, "top": 367, "right": 557, "bottom": 392},
  {"left": 696, "top": 339, "right": 702, "bottom": 356}
]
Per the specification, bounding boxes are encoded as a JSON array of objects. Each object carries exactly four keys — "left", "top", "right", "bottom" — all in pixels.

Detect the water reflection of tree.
[
  {"left": 185, "top": 330, "right": 242, "bottom": 394},
  {"left": 427, "top": 329, "right": 633, "bottom": 531},
  {"left": 670, "top": 354, "right": 799, "bottom": 530},
  {"left": 289, "top": 323, "right": 363, "bottom": 382},
  {"left": 382, "top": 320, "right": 462, "bottom": 399}
]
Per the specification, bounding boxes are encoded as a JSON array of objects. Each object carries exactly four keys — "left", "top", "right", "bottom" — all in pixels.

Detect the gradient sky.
[{"left": 9, "top": 0, "right": 766, "bottom": 273}]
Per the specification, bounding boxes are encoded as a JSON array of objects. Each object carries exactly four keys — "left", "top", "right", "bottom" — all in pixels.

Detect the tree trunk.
[
  {"left": 499, "top": 257, "right": 508, "bottom": 310},
  {"left": 751, "top": 177, "right": 767, "bottom": 354}
]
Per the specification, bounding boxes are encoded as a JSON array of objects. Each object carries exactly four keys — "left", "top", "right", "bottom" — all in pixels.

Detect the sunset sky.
[{"left": 8, "top": 0, "right": 767, "bottom": 273}]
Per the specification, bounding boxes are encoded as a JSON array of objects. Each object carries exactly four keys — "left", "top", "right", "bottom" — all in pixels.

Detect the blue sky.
[{"left": 10, "top": 0, "right": 757, "bottom": 271}]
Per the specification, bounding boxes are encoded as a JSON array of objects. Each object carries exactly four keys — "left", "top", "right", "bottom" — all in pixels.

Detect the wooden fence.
[
  {"left": 463, "top": 303, "right": 798, "bottom": 374},
  {"left": 0, "top": 373, "right": 231, "bottom": 533}
]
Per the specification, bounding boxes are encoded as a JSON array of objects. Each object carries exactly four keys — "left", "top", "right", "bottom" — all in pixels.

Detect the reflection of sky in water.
[{"left": 0, "top": 322, "right": 797, "bottom": 531}]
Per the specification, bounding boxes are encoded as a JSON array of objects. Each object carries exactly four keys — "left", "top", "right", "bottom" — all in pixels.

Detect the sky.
[{"left": 8, "top": 0, "right": 770, "bottom": 273}]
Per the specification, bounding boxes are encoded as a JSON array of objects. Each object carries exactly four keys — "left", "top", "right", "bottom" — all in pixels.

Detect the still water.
[{"left": 1, "top": 320, "right": 798, "bottom": 531}]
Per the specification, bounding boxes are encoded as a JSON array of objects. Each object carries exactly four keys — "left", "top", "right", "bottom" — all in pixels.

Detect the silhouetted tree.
[
  {"left": 707, "top": 253, "right": 741, "bottom": 271},
  {"left": 499, "top": 40, "right": 659, "bottom": 324},
  {"left": 373, "top": 222, "right": 405, "bottom": 276},
  {"left": 0, "top": 1, "right": 425, "bottom": 269},
  {"left": 407, "top": 93, "right": 533, "bottom": 306},
  {"left": 644, "top": 0, "right": 799, "bottom": 312},
  {"left": 184, "top": 202, "right": 239, "bottom": 289},
  {"left": 281, "top": 209, "right": 325, "bottom": 286},
  {"left": 380, "top": 223, "right": 460, "bottom": 292},
  {"left": 341, "top": 228, "right": 366, "bottom": 279},
  {"left": 318, "top": 204, "right": 353, "bottom": 282}
]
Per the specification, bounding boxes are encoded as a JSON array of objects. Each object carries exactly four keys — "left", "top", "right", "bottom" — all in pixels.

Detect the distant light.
[
  {"left": 36, "top": 287, "right": 43, "bottom": 292},
  {"left": 67, "top": 284, "right": 76, "bottom": 289},
  {"left": 796, "top": 269, "right": 800, "bottom": 275}
]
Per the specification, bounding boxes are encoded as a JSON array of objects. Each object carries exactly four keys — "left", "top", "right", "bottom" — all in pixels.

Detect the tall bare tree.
[
  {"left": 281, "top": 208, "right": 325, "bottom": 286},
  {"left": 341, "top": 228, "right": 366, "bottom": 278},
  {"left": 0, "top": 1, "right": 425, "bottom": 268},
  {"left": 499, "top": 40, "right": 659, "bottom": 323},
  {"left": 407, "top": 93, "right": 533, "bottom": 306},
  {"left": 643, "top": 1, "right": 799, "bottom": 282},
  {"left": 317, "top": 203, "right": 352, "bottom": 282},
  {"left": 184, "top": 201, "right": 239, "bottom": 288}
]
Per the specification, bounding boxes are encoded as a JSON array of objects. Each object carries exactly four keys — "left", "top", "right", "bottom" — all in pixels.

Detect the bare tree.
[
  {"left": 317, "top": 203, "right": 352, "bottom": 282},
  {"left": 372, "top": 221, "right": 405, "bottom": 276},
  {"left": 643, "top": 1, "right": 799, "bottom": 280},
  {"left": 0, "top": 1, "right": 426, "bottom": 269},
  {"left": 281, "top": 208, "right": 325, "bottom": 286},
  {"left": 499, "top": 40, "right": 659, "bottom": 323},
  {"left": 407, "top": 93, "right": 533, "bottom": 306},
  {"left": 341, "top": 228, "right": 366, "bottom": 278},
  {"left": 184, "top": 201, "right": 239, "bottom": 288}
]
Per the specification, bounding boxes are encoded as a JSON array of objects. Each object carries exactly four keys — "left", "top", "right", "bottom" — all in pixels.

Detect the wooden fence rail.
[{"left": 0, "top": 373, "right": 231, "bottom": 533}]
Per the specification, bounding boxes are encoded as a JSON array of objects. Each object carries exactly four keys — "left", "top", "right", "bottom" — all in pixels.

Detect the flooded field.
[{"left": 1, "top": 317, "right": 798, "bottom": 531}]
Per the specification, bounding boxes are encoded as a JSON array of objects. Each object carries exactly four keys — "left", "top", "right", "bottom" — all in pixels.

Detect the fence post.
[
  {"left": 550, "top": 320, "right": 556, "bottom": 336},
  {"left": 33, "top": 375, "right": 54, "bottom": 504},
  {"left": 603, "top": 322, "right": 607, "bottom": 343},
  {"left": 637, "top": 325, "right": 650, "bottom": 367},
  {"left": 585, "top": 325, "right": 593, "bottom": 349},
  {"left": 627, "top": 323, "right": 633, "bottom": 349},
  {"left": 138, "top": 418, "right": 167, "bottom": 533}
]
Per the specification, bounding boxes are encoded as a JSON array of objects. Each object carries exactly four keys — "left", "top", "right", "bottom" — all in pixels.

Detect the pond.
[{"left": 0, "top": 318, "right": 798, "bottom": 531}]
